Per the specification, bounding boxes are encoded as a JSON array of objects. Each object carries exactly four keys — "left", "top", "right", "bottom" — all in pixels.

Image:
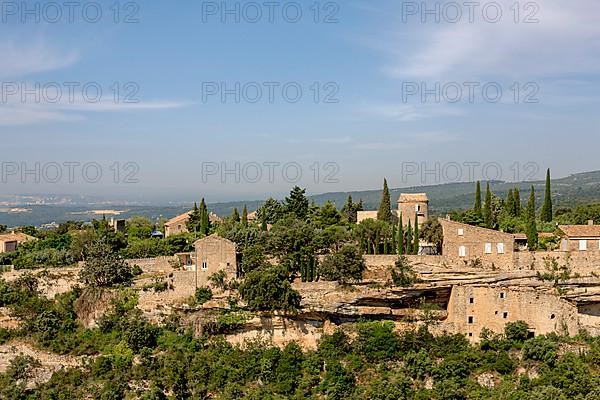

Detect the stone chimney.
[{"left": 588, "top": 220, "right": 594, "bottom": 226}]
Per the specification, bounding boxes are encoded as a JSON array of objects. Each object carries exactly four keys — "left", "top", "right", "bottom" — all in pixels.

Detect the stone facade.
[
  {"left": 164, "top": 212, "right": 191, "bottom": 237},
  {"left": 356, "top": 192, "right": 429, "bottom": 226},
  {"left": 444, "top": 285, "right": 581, "bottom": 341},
  {"left": 558, "top": 223, "right": 600, "bottom": 252},
  {"left": 0, "top": 232, "right": 36, "bottom": 254},
  {"left": 440, "top": 219, "right": 515, "bottom": 269},
  {"left": 397, "top": 193, "right": 429, "bottom": 226},
  {"left": 193, "top": 234, "right": 238, "bottom": 286}
]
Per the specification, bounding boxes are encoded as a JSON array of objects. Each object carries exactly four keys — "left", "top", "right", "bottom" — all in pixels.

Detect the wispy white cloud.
[
  {"left": 364, "top": 103, "right": 464, "bottom": 121},
  {"left": 384, "top": 0, "right": 600, "bottom": 80},
  {"left": 0, "top": 39, "right": 78, "bottom": 78}
]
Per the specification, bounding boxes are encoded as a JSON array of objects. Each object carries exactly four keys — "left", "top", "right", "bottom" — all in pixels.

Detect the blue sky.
[{"left": 1, "top": 0, "right": 599, "bottom": 203}]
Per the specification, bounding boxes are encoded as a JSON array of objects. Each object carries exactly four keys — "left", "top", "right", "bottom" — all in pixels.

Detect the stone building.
[
  {"left": 164, "top": 212, "right": 191, "bottom": 237},
  {"left": 397, "top": 193, "right": 429, "bottom": 226},
  {"left": 445, "top": 285, "right": 581, "bottom": 341},
  {"left": 193, "top": 234, "right": 238, "bottom": 286},
  {"left": 0, "top": 232, "right": 36, "bottom": 254},
  {"left": 164, "top": 211, "right": 224, "bottom": 237},
  {"left": 558, "top": 222, "right": 600, "bottom": 252},
  {"left": 356, "top": 193, "right": 429, "bottom": 226},
  {"left": 440, "top": 218, "right": 516, "bottom": 269}
]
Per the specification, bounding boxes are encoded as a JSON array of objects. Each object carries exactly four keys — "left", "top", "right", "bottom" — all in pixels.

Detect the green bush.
[{"left": 194, "top": 287, "right": 213, "bottom": 305}]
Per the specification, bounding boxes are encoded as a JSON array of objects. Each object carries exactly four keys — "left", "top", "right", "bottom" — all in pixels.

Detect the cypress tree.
[
  {"left": 505, "top": 189, "right": 515, "bottom": 217},
  {"left": 514, "top": 188, "right": 522, "bottom": 217},
  {"left": 241, "top": 205, "right": 248, "bottom": 227},
  {"left": 540, "top": 169, "right": 553, "bottom": 222},
  {"left": 398, "top": 214, "right": 404, "bottom": 255},
  {"left": 413, "top": 214, "right": 419, "bottom": 255},
  {"left": 391, "top": 223, "right": 396, "bottom": 256},
  {"left": 483, "top": 182, "right": 493, "bottom": 228},
  {"left": 199, "top": 198, "right": 210, "bottom": 236},
  {"left": 474, "top": 181, "right": 482, "bottom": 217},
  {"left": 377, "top": 178, "right": 393, "bottom": 222},
  {"left": 231, "top": 208, "right": 240, "bottom": 223},
  {"left": 406, "top": 220, "right": 413, "bottom": 256},
  {"left": 526, "top": 186, "right": 538, "bottom": 250}
]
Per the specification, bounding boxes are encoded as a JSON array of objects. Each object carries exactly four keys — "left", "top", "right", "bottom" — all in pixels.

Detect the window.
[
  {"left": 469, "top": 297, "right": 474, "bottom": 304},
  {"left": 503, "top": 312, "right": 508, "bottom": 319},
  {"left": 415, "top": 204, "right": 421, "bottom": 212},
  {"left": 579, "top": 240, "right": 588, "bottom": 251},
  {"left": 458, "top": 228, "right": 464, "bottom": 236},
  {"left": 459, "top": 246, "right": 466, "bottom": 257},
  {"left": 484, "top": 243, "right": 492, "bottom": 254},
  {"left": 201, "top": 261, "right": 208, "bottom": 270},
  {"left": 469, "top": 332, "right": 473, "bottom": 337},
  {"left": 500, "top": 292, "right": 505, "bottom": 299},
  {"left": 497, "top": 243, "right": 505, "bottom": 254},
  {"left": 468, "top": 316, "right": 474, "bottom": 324}
]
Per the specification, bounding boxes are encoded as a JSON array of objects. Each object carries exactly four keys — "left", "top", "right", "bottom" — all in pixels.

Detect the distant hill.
[
  {"left": 2, "top": 171, "right": 600, "bottom": 227},
  {"left": 208, "top": 170, "right": 600, "bottom": 216}
]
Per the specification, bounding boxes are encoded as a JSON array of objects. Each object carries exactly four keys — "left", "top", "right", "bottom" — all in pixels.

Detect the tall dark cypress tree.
[
  {"left": 406, "top": 220, "right": 413, "bottom": 256},
  {"left": 377, "top": 178, "right": 392, "bottom": 222},
  {"left": 413, "top": 214, "right": 419, "bottom": 255},
  {"left": 483, "top": 183, "right": 493, "bottom": 228},
  {"left": 540, "top": 169, "right": 553, "bottom": 222},
  {"left": 199, "top": 198, "right": 210, "bottom": 236},
  {"left": 474, "top": 181, "right": 482, "bottom": 217},
  {"left": 398, "top": 214, "right": 404, "bottom": 255},
  {"left": 526, "top": 186, "right": 538, "bottom": 250},
  {"left": 514, "top": 188, "right": 522, "bottom": 217},
  {"left": 505, "top": 189, "right": 515, "bottom": 217},
  {"left": 241, "top": 205, "right": 248, "bottom": 227},
  {"left": 231, "top": 208, "right": 240, "bottom": 223},
  {"left": 391, "top": 223, "right": 396, "bottom": 256}
]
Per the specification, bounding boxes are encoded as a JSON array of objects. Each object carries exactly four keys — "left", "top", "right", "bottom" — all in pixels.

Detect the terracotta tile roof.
[
  {"left": 165, "top": 212, "right": 191, "bottom": 226},
  {"left": 0, "top": 232, "right": 36, "bottom": 243},
  {"left": 399, "top": 193, "right": 429, "bottom": 203},
  {"left": 558, "top": 225, "right": 600, "bottom": 238}
]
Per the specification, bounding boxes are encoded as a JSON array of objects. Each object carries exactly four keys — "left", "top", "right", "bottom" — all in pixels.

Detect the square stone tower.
[{"left": 398, "top": 193, "right": 429, "bottom": 226}]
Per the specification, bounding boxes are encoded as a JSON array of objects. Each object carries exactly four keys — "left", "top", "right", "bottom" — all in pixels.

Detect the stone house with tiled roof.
[
  {"left": 164, "top": 211, "right": 224, "bottom": 237},
  {"left": 0, "top": 232, "right": 36, "bottom": 254},
  {"left": 558, "top": 222, "right": 600, "bottom": 252}
]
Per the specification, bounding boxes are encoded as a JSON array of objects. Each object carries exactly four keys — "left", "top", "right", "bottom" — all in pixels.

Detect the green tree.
[
  {"left": 239, "top": 266, "right": 301, "bottom": 311},
  {"left": 79, "top": 238, "right": 133, "bottom": 287},
  {"left": 199, "top": 199, "right": 210, "bottom": 236},
  {"left": 474, "top": 181, "right": 482, "bottom": 217},
  {"left": 413, "top": 214, "right": 419, "bottom": 255},
  {"left": 505, "top": 189, "right": 516, "bottom": 217},
  {"left": 483, "top": 182, "right": 493, "bottom": 228},
  {"left": 377, "top": 178, "right": 392, "bottom": 222},
  {"left": 230, "top": 208, "right": 240, "bottom": 223},
  {"left": 420, "top": 217, "right": 443, "bottom": 254},
  {"left": 541, "top": 168, "right": 553, "bottom": 222},
  {"left": 257, "top": 197, "right": 283, "bottom": 225},
  {"left": 284, "top": 186, "right": 309, "bottom": 219},
  {"left": 127, "top": 216, "right": 154, "bottom": 240},
  {"left": 397, "top": 214, "right": 404, "bottom": 255},
  {"left": 341, "top": 195, "right": 359, "bottom": 224},
  {"left": 186, "top": 202, "right": 201, "bottom": 233},
  {"left": 406, "top": 220, "right": 413, "bottom": 256},
  {"left": 241, "top": 205, "right": 248, "bottom": 227},
  {"left": 319, "top": 245, "right": 365, "bottom": 284},
  {"left": 514, "top": 188, "right": 522, "bottom": 217},
  {"left": 526, "top": 186, "right": 538, "bottom": 250}
]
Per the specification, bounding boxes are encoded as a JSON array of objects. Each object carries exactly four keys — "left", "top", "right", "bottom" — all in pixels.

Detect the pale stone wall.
[
  {"left": 440, "top": 219, "right": 515, "bottom": 270},
  {"left": 126, "top": 256, "right": 178, "bottom": 273},
  {"left": 194, "top": 235, "right": 237, "bottom": 286},
  {"left": 444, "top": 286, "right": 579, "bottom": 342}
]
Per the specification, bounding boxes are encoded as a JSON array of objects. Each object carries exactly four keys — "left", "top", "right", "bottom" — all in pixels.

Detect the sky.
[{"left": 1, "top": 0, "right": 599, "bottom": 203}]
